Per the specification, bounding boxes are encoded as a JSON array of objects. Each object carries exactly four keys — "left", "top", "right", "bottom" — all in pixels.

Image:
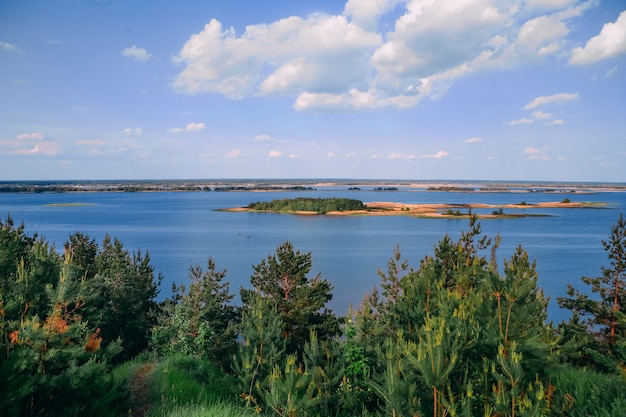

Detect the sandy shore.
[{"left": 225, "top": 200, "right": 604, "bottom": 218}]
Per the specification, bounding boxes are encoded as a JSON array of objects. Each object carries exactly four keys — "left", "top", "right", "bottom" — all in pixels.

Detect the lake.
[{"left": 1, "top": 183, "right": 625, "bottom": 323}]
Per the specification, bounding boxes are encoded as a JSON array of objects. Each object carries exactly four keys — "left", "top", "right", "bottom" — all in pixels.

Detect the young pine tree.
[
  {"left": 151, "top": 258, "right": 238, "bottom": 369},
  {"left": 558, "top": 213, "right": 626, "bottom": 371},
  {"left": 241, "top": 241, "right": 341, "bottom": 355}
]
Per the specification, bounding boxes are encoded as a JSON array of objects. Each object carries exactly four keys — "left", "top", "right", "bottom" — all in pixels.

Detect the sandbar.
[{"left": 224, "top": 201, "right": 606, "bottom": 219}]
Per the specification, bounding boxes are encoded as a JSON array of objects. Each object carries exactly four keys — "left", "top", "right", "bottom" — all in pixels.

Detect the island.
[{"left": 223, "top": 197, "right": 606, "bottom": 218}]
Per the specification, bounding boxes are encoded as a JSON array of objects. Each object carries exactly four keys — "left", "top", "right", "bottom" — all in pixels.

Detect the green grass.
[
  {"left": 153, "top": 402, "right": 263, "bottom": 417},
  {"left": 112, "top": 353, "right": 243, "bottom": 417},
  {"left": 551, "top": 366, "right": 626, "bottom": 417}
]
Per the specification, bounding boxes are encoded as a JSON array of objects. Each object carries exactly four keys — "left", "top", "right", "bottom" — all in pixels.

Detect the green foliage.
[
  {"left": 352, "top": 215, "right": 556, "bottom": 417},
  {"left": 76, "top": 234, "right": 162, "bottom": 362},
  {"left": 558, "top": 213, "right": 626, "bottom": 371},
  {"left": 247, "top": 197, "right": 366, "bottom": 214},
  {"left": 549, "top": 365, "right": 626, "bottom": 417},
  {"left": 4, "top": 213, "right": 626, "bottom": 417},
  {"left": 154, "top": 401, "right": 264, "bottom": 417},
  {"left": 0, "top": 243, "right": 126, "bottom": 417},
  {"left": 234, "top": 290, "right": 286, "bottom": 412},
  {"left": 151, "top": 259, "right": 238, "bottom": 370},
  {"left": 241, "top": 241, "right": 341, "bottom": 355}
]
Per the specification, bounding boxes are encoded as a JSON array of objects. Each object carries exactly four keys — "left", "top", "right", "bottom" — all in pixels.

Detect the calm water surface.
[{"left": 1, "top": 188, "right": 625, "bottom": 322}]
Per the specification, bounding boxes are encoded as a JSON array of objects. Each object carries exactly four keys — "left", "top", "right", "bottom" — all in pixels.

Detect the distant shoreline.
[{"left": 1, "top": 179, "right": 625, "bottom": 193}]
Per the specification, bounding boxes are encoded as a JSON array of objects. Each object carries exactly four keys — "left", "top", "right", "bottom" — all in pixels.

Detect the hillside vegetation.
[{"left": 1, "top": 213, "right": 626, "bottom": 416}]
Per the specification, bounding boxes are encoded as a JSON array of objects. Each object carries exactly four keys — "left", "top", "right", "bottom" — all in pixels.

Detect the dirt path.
[{"left": 129, "top": 363, "right": 156, "bottom": 417}]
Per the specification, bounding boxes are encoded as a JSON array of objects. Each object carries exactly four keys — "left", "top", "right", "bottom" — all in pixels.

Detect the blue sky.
[{"left": 1, "top": 0, "right": 625, "bottom": 181}]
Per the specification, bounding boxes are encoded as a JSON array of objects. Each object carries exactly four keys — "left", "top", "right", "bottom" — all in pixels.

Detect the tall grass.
[
  {"left": 551, "top": 365, "right": 626, "bottom": 417},
  {"left": 154, "top": 402, "right": 262, "bottom": 417},
  {"left": 112, "top": 353, "right": 242, "bottom": 417}
]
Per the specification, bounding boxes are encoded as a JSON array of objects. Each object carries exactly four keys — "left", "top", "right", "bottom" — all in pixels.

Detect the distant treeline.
[
  {"left": 0, "top": 183, "right": 315, "bottom": 193},
  {"left": 247, "top": 197, "right": 366, "bottom": 214}
]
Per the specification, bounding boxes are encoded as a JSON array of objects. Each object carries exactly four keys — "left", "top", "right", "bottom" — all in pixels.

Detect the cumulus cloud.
[
  {"left": 343, "top": 0, "right": 404, "bottom": 30},
  {"left": 507, "top": 118, "right": 534, "bottom": 125},
  {"left": 419, "top": 150, "right": 448, "bottom": 160},
  {"left": 523, "top": 92, "right": 578, "bottom": 109},
  {"left": 388, "top": 152, "right": 416, "bottom": 160},
  {"left": 570, "top": 10, "right": 626, "bottom": 65},
  {"left": 170, "top": 0, "right": 599, "bottom": 111},
  {"left": 268, "top": 149, "right": 282, "bottom": 158},
  {"left": 523, "top": 146, "right": 549, "bottom": 160},
  {"left": 122, "top": 45, "right": 152, "bottom": 62},
  {"left": 254, "top": 134, "right": 273, "bottom": 142},
  {"left": 548, "top": 119, "right": 565, "bottom": 125},
  {"left": 532, "top": 111, "right": 552, "bottom": 120},
  {"left": 464, "top": 137, "right": 483, "bottom": 143},
  {"left": 172, "top": 16, "right": 381, "bottom": 99},
  {"left": 17, "top": 132, "right": 45, "bottom": 140},
  {"left": 168, "top": 122, "right": 206, "bottom": 133},
  {"left": 122, "top": 127, "right": 142, "bottom": 136}
]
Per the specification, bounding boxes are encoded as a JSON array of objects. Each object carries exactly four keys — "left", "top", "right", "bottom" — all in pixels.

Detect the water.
[{"left": 1, "top": 186, "right": 624, "bottom": 322}]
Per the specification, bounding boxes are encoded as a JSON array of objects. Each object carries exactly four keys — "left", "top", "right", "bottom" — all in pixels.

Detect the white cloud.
[
  {"left": 122, "top": 127, "right": 142, "bottom": 136},
  {"left": 532, "top": 111, "right": 552, "bottom": 120},
  {"left": 523, "top": 146, "right": 549, "bottom": 160},
  {"left": 548, "top": 119, "right": 565, "bottom": 125},
  {"left": 225, "top": 149, "right": 240, "bottom": 158},
  {"left": 419, "top": 150, "right": 448, "bottom": 160},
  {"left": 16, "top": 132, "right": 45, "bottom": 140},
  {"left": 515, "top": 14, "right": 569, "bottom": 57},
  {"left": 570, "top": 10, "right": 626, "bottom": 65},
  {"left": 172, "top": 16, "right": 381, "bottom": 99},
  {"left": 170, "top": 1, "right": 600, "bottom": 111},
  {"left": 0, "top": 41, "right": 18, "bottom": 52},
  {"left": 464, "top": 137, "right": 483, "bottom": 143},
  {"left": 388, "top": 152, "right": 416, "bottom": 160},
  {"left": 343, "top": 0, "right": 404, "bottom": 30},
  {"left": 122, "top": 45, "right": 152, "bottom": 62},
  {"left": 10, "top": 142, "right": 58, "bottom": 155},
  {"left": 268, "top": 150, "right": 282, "bottom": 158},
  {"left": 254, "top": 134, "right": 273, "bottom": 142},
  {"left": 168, "top": 122, "right": 206, "bottom": 133},
  {"left": 523, "top": 92, "right": 578, "bottom": 109},
  {"left": 185, "top": 122, "right": 205, "bottom": 132},
  {"left": 507, "top": 118, "right": 534, "bottom": 125},
  {"left": 327, "top": 152, "right": 336, "bottom": 159}
]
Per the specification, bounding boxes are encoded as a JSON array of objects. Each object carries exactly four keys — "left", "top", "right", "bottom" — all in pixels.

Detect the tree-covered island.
[{"left": 246, "top": 197, "right": 367, "bottom": 214}]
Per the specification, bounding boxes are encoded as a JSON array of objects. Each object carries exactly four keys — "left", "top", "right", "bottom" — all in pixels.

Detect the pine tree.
[
  {"left": 558, "top": 213, "right": 626, "bottom": 370},
  {"left": 0, "top": 248, "right": 124, "bottom": 417},
  {"left": 234, "top": 291, "right": 286, "bottom": 412},
  {"left": 241, "top": 241, "right": 340, "bottom": 355},
  {"left": 151, "top": 258, "right": 238, "bottom": 369},
  {"left": 87, "top": 235, "right": 161, "bottom": 362}
]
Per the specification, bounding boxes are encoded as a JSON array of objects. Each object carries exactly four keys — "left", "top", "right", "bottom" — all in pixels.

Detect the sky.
[{"left": 1, "top": 0, "right": 625, "bottom": 182}]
